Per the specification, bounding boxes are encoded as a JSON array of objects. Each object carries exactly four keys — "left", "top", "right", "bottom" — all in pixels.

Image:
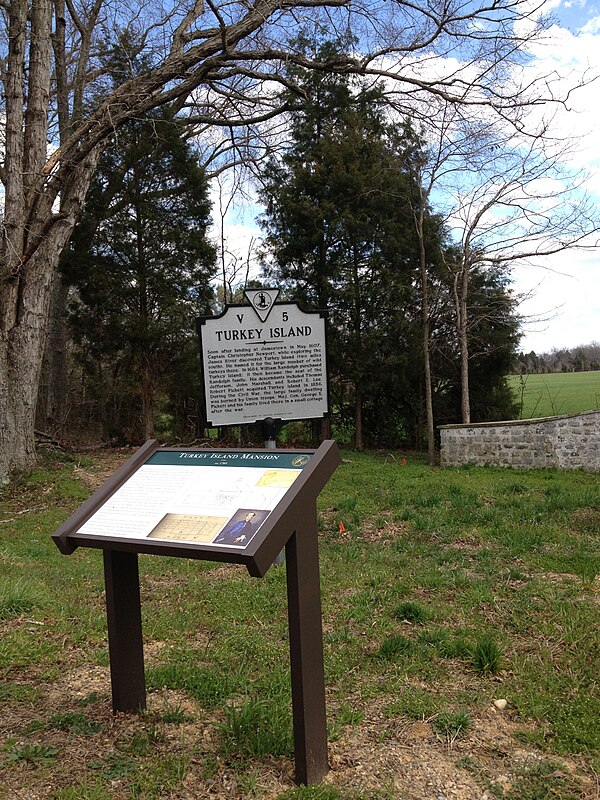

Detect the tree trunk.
[
  {"left": 142, "top": 364, "right": 155, "bottom": 441},
  {"left": 421, "top": 296, "right": 436, "bottom": 465},
  {"left": 0, "top": 151, "right": 99, "bottom": 481},
  {"left": 417, "top": 216, "right": 436, "bottom": 466},
  {"left": 1, "top": 247, "right": 62, "bottom": 478},
  {"left": 354, "top": 386, "right": 364, "bottom": 450},
  {"left": 35, "top": 275, "right": 70, "bottom": 435},
  {"left": 351, "top": 249, "right": 364, "bottom": 451},
  {"left": 453, "top": 261, "right": 471, "bottom": 424}
]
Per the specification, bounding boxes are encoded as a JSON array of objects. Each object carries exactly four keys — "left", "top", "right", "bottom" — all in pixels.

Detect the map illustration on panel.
[{"left": 147, "top": 513, "right": 229, "bottom": 543}]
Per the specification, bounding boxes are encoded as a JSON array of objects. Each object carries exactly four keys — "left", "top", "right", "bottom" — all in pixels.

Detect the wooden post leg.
[
  {"left": 285, "top": 506, "right": 328, "bottom": 785},
  {"left": 103, "top": 550, "right": 146, "bottom": 713}
]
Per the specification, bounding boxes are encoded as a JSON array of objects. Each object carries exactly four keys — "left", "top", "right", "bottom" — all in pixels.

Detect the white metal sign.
[{"left": 197, "top": 300, "right": 328, "bottom": 426}]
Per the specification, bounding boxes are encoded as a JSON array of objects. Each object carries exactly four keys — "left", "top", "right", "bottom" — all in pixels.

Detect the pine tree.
[
  {"left": 61, "top": 109, "right": 216, "bottom": 441},
  {"left": 259, "top": 38, "right": 433, "bottom": 447}
]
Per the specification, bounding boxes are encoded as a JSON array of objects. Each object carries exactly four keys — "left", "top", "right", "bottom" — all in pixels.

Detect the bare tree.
[
  {"left": 211, "top": 172, "right": 260, "bottom": 308},
  {"left": 399, "top": 107, "right": 495, "bottom": 461},
  {"left": 445, "top": 118, "right": 600, "bottom": 422},
  {"left": 0, "top": 0, "right": 588, "bottom": 479},
  {"left": 399, "top": 94, "right": 599, "bottom": 429},
  {"left": 400, "top": 134, "right": 438, "bottom": 465}
]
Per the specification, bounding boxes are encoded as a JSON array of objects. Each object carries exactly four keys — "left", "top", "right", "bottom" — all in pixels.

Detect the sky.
[
  {"left": 211, "top": 0, "right": 600, "bottom": 356},
  {"left": 511, "top": 0, "right": 600, "bottom": 353}
]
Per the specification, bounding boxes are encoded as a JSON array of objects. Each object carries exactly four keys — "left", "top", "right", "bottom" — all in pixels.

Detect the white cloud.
[
  {"left": 580, "top": 14, "right": 600, "bottom": 33},
  {"left": 510, "top": 2, "right": 600, "bottom": 349},
  {"left": 514, "top": 248, "right": 600, "bottom": 352}
]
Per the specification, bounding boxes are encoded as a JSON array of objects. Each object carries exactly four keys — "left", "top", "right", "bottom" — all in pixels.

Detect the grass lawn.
[
  {"left": 1, "top": 447, "right": 599, "bottom": 799},
  {"left": 508, "top": 371, "right": 600, "bottom": 419}
]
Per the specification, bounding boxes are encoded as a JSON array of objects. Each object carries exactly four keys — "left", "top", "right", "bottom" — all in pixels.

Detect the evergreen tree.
[
  {"left": 61, "top": 109, "right": 216, "bottom": 441},
  {"left": 259, "top": 35, "right": 522, "bottom": 448},
  {"left": 259, "top": 37, "right": 436, "bottom": 447}
]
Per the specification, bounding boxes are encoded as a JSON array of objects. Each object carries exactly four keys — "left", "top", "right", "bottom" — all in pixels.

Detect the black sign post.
[
  {"left": 286, "top": 504, "right": 328, "bottom": 783},
  {"left": 52, "top": 440, "right": 339, "bottom": 785},
  {"left": 103, "top": 549, "right": 146, "bottom": 713}
]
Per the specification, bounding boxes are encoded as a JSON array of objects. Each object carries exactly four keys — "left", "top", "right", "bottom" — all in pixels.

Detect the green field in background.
[{"left": 508, "top": 370, "right": 600, "bottom": 418}]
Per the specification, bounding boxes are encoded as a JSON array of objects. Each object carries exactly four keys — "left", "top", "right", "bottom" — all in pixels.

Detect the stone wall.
[{"left": 439, "top": 410, "right": 600, "bottom": 471}]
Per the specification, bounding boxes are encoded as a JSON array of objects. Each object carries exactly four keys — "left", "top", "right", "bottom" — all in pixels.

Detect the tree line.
[
  {"left": 33, "top": 34, "right": 522, "bottom": 454},
  {"left": 515, "top": 344, "right": 600, "bottom": 375}
]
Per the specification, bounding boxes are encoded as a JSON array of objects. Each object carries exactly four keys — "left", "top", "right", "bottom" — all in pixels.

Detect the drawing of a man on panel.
[{"left": 213, "top": 509, "right": 268, "bottom": 546}]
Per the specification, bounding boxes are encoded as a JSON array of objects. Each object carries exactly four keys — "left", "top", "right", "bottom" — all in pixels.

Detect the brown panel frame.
[{"left": 51, "top": 439, "right": 340, "bottom": 786}]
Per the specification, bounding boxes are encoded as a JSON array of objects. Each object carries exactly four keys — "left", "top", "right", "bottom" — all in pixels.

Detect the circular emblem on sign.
[
  {"left": 252, "top": 291, "right": 272, "bottom": 312},
  {"left": 292, "top": 455, "right": 310, "bottom": 467},
  {"left": 244, "top": 288, "right": 280, "bottom": 322}
]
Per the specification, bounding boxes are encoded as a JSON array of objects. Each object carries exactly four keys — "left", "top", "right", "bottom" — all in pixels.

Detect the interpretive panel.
[
  {"left": 74, "top": 449, "right": 313, "bottom": 550},
  {"left": 51, "top": 439, "right": 340, "bottom": 785},
  {"left": 197, "top": 301, "right": 328, "bottom": 426}
]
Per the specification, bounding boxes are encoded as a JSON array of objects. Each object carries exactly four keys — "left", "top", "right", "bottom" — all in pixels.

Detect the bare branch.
[{"left": 171, "top": 0, "right": 205, "bottom": 56}]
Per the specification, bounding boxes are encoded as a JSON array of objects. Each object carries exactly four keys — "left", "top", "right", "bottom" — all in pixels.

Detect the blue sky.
[
  {"left": 212, "top": 0, "right": 600, "bottom": 355},
  {"left": 553, "top": 0, "right": 600, "bottom": 33},
  {"left": 510, "top": 0, "right": 600, "bottom": 353}
]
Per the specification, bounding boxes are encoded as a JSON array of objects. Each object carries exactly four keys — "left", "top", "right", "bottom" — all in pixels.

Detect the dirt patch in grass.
[
  {"left": 326, "top": 703, "right": 520, "bottom": 799},
  {"left": 72, "top": 448, "right": 138, "bottom": 491},
  {"left": 1, "top": 666, "right": 595, "bottom": 800}
]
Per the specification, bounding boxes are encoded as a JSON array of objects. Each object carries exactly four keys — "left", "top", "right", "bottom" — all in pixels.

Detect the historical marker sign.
[
  {"left": 52, "top": 440, "right": 340, "bottom": 578},
  {"left": 197, "top": 298, "right": 328, "bottom": 427},
  {"left": 51, "top": 440, "right": 340, "bottom": 785}
]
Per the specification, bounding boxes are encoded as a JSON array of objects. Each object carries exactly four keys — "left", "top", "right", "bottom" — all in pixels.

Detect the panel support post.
[
  {"left": 103, "top": 550, "right": 146, "bottom": 713},
  {"left": 285, "top": 506, "right": 328, "bottom": 785}
]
